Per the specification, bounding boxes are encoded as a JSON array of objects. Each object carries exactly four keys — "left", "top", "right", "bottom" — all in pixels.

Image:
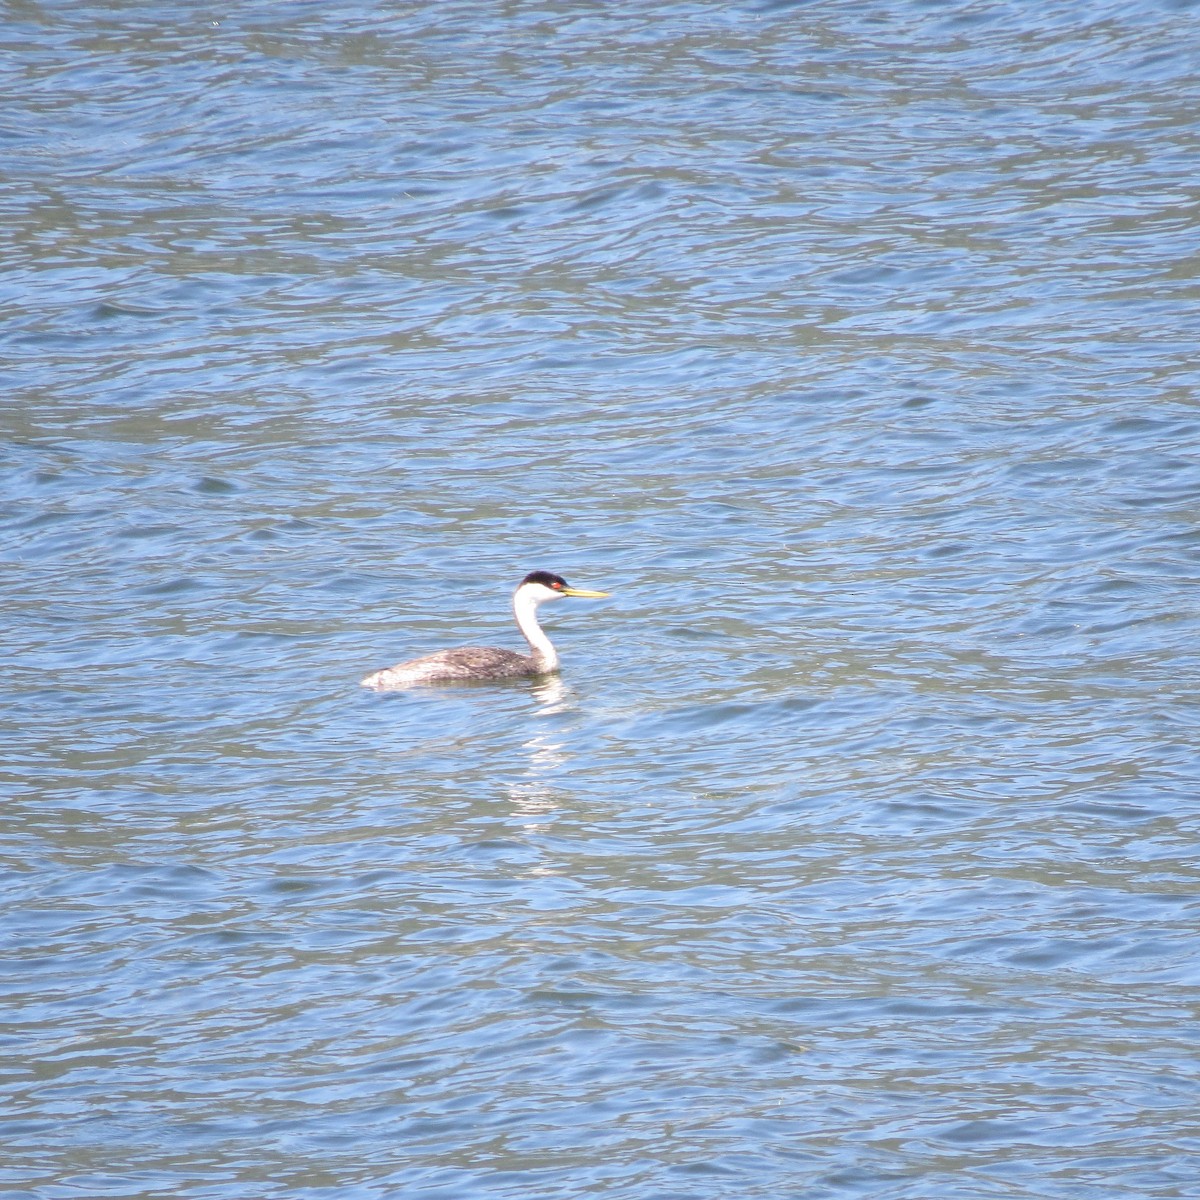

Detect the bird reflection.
[
  {"left": 507, "top": 677, "right": 576, "bottom": 822},
  {"left": 530, "top": 675, "right": 570, "bottom": 712}
]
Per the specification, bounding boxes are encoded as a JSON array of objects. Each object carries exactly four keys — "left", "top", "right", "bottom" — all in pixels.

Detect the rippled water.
[{"left": 4, "top": 2, "right": 1200, "bottom": 1197}]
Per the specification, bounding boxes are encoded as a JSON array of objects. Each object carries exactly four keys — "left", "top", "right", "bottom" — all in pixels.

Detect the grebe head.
[{"left": 517, "top": 571, "right": 609, "bottom": 605}]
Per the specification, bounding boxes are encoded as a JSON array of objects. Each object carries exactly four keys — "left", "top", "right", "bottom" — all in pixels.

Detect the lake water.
[{"left": 4, "top": 2, "right": 1200, "bottom": 1197}]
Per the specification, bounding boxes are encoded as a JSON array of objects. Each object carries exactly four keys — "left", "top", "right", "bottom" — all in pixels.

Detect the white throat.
[{"left": 513, "top": 586, "right": 559, "bottom": 671}]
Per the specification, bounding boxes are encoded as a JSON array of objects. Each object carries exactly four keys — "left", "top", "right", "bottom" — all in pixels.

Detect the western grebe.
[{"left": 361, "top": 570, "right": 609, "bottom": 689}]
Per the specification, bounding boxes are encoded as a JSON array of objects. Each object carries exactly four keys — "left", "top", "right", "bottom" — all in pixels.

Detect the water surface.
[{"left": 3, "top": 2, "right": 1200, "bottom": 1197}]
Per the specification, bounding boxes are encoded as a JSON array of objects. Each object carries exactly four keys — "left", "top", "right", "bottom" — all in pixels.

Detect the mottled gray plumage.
[{"left": 362, "top": 645, "right": 544, "bottom": 689}]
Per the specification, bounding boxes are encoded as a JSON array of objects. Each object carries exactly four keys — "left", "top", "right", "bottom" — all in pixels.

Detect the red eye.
[{"left": 552, "top": 581, "right": 563, "bottom": 589}]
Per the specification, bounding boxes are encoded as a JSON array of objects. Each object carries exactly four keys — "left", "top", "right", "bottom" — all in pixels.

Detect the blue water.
[{"left": 4, "top": 2, "right": 1200, "bottom": 1197}]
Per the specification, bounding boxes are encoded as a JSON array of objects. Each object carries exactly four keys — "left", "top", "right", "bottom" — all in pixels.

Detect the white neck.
[{"left": 513, "top": 587, "right": 558, "bottom": 671}]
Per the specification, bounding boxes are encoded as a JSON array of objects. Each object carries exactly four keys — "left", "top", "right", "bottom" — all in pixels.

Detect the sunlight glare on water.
[{"left": 3, "top": 2, "right": 1200, "bottom": 1198}]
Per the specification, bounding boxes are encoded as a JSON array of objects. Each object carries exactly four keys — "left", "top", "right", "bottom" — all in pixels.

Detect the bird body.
[
  {"left": 361, "top": 570, "right": 608, "bottom": 689},
  {"left": 362, "top": 644, "right": 540, "bottom": 688}
]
